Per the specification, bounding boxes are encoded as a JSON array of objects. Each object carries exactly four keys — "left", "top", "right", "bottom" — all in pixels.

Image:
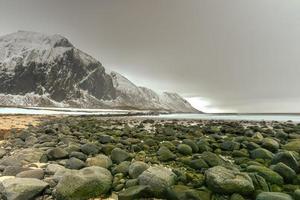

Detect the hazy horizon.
[{"left": 1, "top": 0, "right": 300, "bottom": 113}]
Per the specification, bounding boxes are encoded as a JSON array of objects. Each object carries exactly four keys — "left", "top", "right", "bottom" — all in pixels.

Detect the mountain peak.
[
  {"left": 0, "top": 31, "right": 198, "bottom": 113},
  {"left": 0, "top": 31, "right": 73, "bottom": 49}
]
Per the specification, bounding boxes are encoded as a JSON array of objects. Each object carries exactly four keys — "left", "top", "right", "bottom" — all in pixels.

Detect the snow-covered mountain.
[
  {"left": 0, "top": 31, "right": 198, "bottom": 113},
  {"left": 108, "top": 72, "right": 197, "bottom": 112}
]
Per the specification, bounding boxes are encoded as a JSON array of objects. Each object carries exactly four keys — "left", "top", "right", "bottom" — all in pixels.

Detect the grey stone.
[
  {"left": 118, "top": 185, "right": 151, "bottom": 200},
  {"left": 69, "top": 151, "right": 87, "bottom": 161},
  {"left": 86, "top": 154, "right": 112, "bottom": 169},
  {"left": 272, "top": 151, "right": 299, "bottom": 172},
  {"left": 138, "top": 166, "right": 177, "bottom": 197},
  {"left": 177, "top": 144, "right": 193, "bottom": 155},
  {"left": 16, "top": 169, "right": 44, "bottom": 179},
  {"left": 262, "top": 138, "right": 279, "bottom": 152},
  {"left": 111, "top": 148, "right": 131, "bottom": 164},
  {"left": 0, "top": 178, "right": 48, "bottom": 200},
  {"left": 270, "top": 162, "right": 296, "bottom": 183},
  {"left": 128, "top": 161, "right": 149, "bottom": 179},
  {"left": 45, "top": 164, "right": 65, "bottom": 175},
  {"left": 157, "top": 146, "right": 176, "bottom": 162},
  {"left": 256, "top": 192, "right": 293, "bottom": 200},
  {"left": 250, "top": 148, "right": 274, "bottom": 160},
  {"left": 65, "top": 157, "right": 86, "bottom": 169},
  {"left": 54, "top": 166, "right": 112, "bottom": 200},
  {"left": 47, "top": 148, "right": 69, "bottom": 160},
  {"left": 80, "top": 143, "right": 99, "bottom": 155},
  {"left": 205, "top": 166, "right": 254, "bottom": 195}
]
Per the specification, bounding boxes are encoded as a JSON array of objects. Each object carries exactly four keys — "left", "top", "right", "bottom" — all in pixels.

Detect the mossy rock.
[
  {"left": 230, "top": 193, "right": 245, "bottom": 200},
  {"left": 256, "top": 192, "right": 293, "bottom": 200},
  {"left": 186, "top": 172, "right": 205, "bottom": 188},
  {"left": 205, "top": 166, "right": 254, "bottom": 195},
  {"left": 246, "top": 165, "right": 283, "bottom": 185},
  {"left": 250, "top": 148, "right": 274, "bottom": 160},
  {"left": 201, "top": 151, "right": 225, "bottom": 167},
  {"left": 166, "top": 185, "right": 211, "bottom": 200},
  {"left": 160, "top": 141, "right": 176, "bottom": 151},
  {"left": 55, "top": 166, "right": 112, "bottom": 200},
  {"left": 248, "top": 173, "right": 270, "bottom": 193},
  {"left": 177, "top": 144, "right": 193, "bottom": 155},
  {"left": 118, "top": 185, "right": 151, "bottom": 200},
  {"left": 270, "top": 162, "right": 296, "bottom": 183},
  {"left": 283, "top": 140, "right": 300, "bottom": 153},
  {"left": 183, "top": 139, "right": 199, "bottom": 153},
  {"left": 189, "top": 158, "right": 209, "bottom": 170},
  {"left": 157, "top": 146, "right": 176, "bottom": 162}
]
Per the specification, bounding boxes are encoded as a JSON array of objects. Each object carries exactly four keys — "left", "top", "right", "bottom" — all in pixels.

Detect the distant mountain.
[{"left": 0, "top": 31, "right": 199, "bottom": 113}]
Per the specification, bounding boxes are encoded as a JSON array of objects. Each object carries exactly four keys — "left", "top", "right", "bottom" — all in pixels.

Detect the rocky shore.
[{"left": 0, "top": 116, "right": 300, "bottom": 200}]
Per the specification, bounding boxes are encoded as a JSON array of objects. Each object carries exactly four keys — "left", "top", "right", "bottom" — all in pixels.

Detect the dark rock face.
[
  {"left": 0, "top": 31, "right": 198, "bottom": 112},
  {"left": 0, "top": 31, "right": 116, "bottom": 103}
]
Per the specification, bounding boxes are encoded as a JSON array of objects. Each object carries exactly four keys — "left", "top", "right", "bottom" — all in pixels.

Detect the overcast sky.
[{"left": 1, "top": 0, "right": 300, "bottom": 113}]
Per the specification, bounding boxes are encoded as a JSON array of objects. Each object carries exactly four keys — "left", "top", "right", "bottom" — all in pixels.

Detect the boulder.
[
  {"left": 250, "top": 148, "right": 274, "bottom": 160},
  {"left": 16, "top": 169, "right": 44, "bottom": 179},
  {"left": 248, "top": 173, "right": 270, "bottom": 192},
  {"left": 65, "top": 157, "right": 86, "bottom": 169},
  {"left": 247, "top": 165, "right": 283, "bottom": 185},
  {"left": 54, "top": 166, "right": 112, "bottom": 200},
  {"left": 80, "top": 143, "right": 99, "bottom": 155},
  {"left": 111, "top": 148, "right": 131, "bottom": 164},
  {"left": 294, "top": 189, "right": 300, "bottom": 200},
  {"left": 0, "top": 148, "right": 44, "bottom": 166},
  {"left": 0, "top": 148, "right": 6, "bottom": 158},
  {"left": 128, "top": 161, "right": 149, "bottom": 179},
  {"left": 182, "top": 139, "right": 199, "bottom": 153},
  {"left": 157, "top": 146, "right": 176, "bottom": 162},
  {"left": 205, "top": 166, "right": 254, "bottom": 195},
  {"left": 98, "top": 134, "right": 112, "bottom": 144},
  {"left": 25, "top": 136, "right": 38, "bottom": 146},
  {"left": 0, "top": 178, "right": 48, "bottom": 200},
  {"left": 69, "top": 151, "right": 87, "bottom": 161},
  {"left": 256, "top": 192, "right": 293, "bottom": 200},
  {"left": 230, "top": 193, "right": 245, "bottom": 200},
  {"left": 270, "top": 162, "right": 296, "bottom": 183},
  {"left": 271, "top": 151, "right": 299, "bottom": 172},
  {"left": 201, "top": 151, "right": 225, "bottom": 167},
  {"left": 138, "top": 166, "right": 177, "bottom": 197},
  {"left": 47, "top": 148, "right": 69, "bottom": 160},
  {"left": 220, "top": 141, "right": 240, "bottom": 151},
  {"left": 2, "top": 166, "right": 29, "bottom": 176},
  {"left": 118, "top": 185, "right": 151, "bottom": 200},
  {"left": 262, "top": 138, "right": 279, "bottom": 152},
  {"left": 189, "top": 158, "right": 209, "bottom": 170},
  {"left": 45, "top": 164, "right": 65, "bottom": 175},
  {"left": 86, "top": 154, "right": 112, "bottom": 169},
  {"left": 144, "top": 138, "right": 157, "bottom": 147},
  {"left": 283, "top": 140, "right": 300, "bottom": 153},
  {"left": 177, "top": 144, "right": 193, "bottom": 155},
  {"left": 112, "top": 161, "right": 131, "bottom": 175},
  {"left": 166, "top": 185, "right": 211, "bottom": 200}
]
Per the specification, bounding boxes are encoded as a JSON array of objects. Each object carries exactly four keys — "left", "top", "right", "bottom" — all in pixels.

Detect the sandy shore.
[{"left": 0, "top": 115, "right": 58, "bottom": 139}]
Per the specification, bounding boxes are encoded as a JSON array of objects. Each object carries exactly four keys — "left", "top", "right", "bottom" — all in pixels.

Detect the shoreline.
[{"left": 0, "top": 116, "right": 299, "bottom": 199}]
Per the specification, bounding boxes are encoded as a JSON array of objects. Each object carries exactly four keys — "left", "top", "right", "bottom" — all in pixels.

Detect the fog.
[{"left": 1, "top": 0, "right": 300, "bottom": 112}]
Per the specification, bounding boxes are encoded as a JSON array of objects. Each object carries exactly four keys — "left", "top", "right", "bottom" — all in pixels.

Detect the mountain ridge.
[{"left": 0, "top": 31, "right": 199, "bottom": 113}]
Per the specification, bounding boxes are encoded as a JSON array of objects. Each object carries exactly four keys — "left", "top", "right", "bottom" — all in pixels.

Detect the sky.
[{"left": 1, "top": 0, "right": 300, "bottom": 113}]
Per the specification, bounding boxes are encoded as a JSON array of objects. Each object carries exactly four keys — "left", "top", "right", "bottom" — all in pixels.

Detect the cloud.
[{"left": 1, "top": 0, "right": 300, "bottom": 112}]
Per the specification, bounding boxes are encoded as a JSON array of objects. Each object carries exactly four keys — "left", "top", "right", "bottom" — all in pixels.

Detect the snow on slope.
[
  {"left": 0, "top": 31, "right": 198, "bottom": 113},
  {"left": 109, "top": 71, "right": 198, "bottom": 112}
]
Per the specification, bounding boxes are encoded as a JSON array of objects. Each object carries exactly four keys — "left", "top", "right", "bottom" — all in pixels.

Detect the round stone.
[
  {"left": 205, "top": 166, "right": 254, "bottom": 195},
  {"left": 177, "top": 144, "right": 193, "bottom": 155},
  {"left": 128, "top": 161, "right": 149, "bottom": 179}
]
